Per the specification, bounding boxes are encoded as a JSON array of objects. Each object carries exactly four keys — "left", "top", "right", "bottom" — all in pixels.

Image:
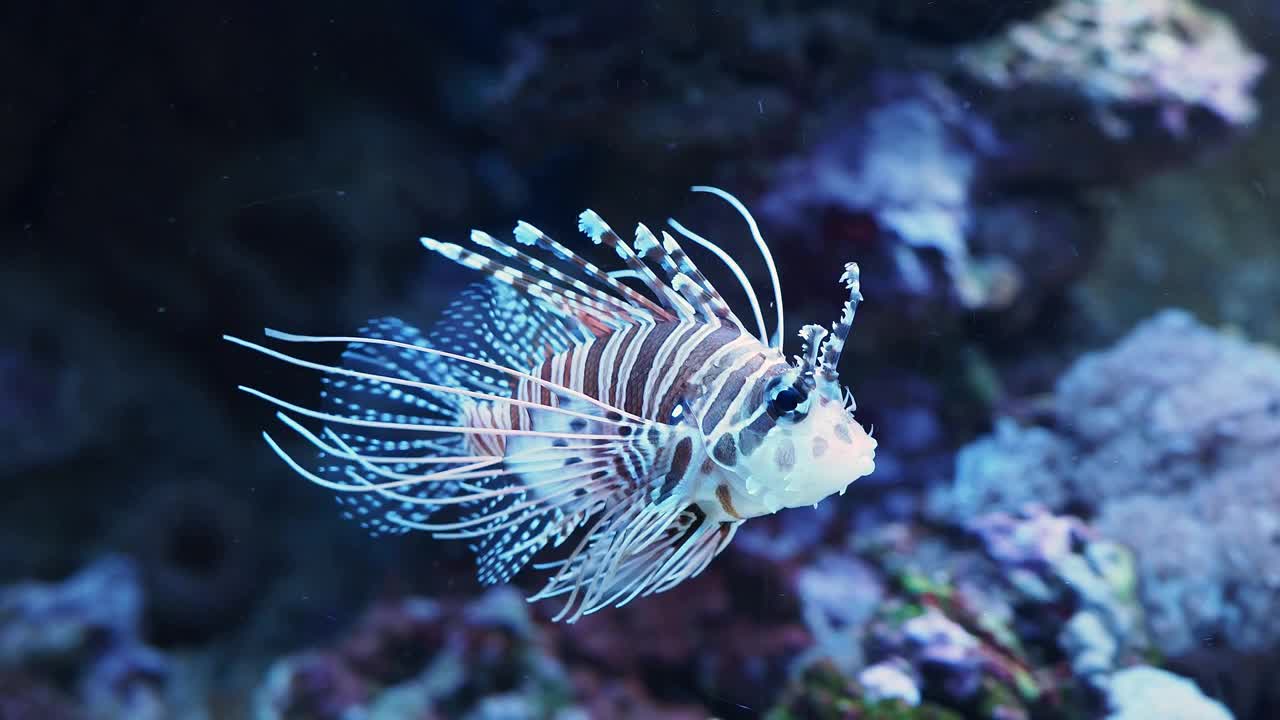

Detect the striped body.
[{"left": 469, "top": 320, "right": 785, "bottom": 519}]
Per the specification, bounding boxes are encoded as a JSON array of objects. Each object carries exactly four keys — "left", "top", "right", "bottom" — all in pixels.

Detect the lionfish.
[{"left": 226, "top": 186, "right": 876, "bottom": 622}]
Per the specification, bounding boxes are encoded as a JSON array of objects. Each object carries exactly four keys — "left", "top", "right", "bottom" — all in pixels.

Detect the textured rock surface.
[{"left": 930, "top": 309, "right": 1280, "bottom": 665}]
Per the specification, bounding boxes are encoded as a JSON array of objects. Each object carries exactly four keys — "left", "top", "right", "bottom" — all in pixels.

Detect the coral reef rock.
[
  {"left": 959, "top": 0, "right": 1266, "bottom": 184},
  {"left": 1105, "top": 665, "right": 1233, "bottom": 720},
  {"left": 0, "top": 556, "right": 171, "bottom": 720},
  {"left": 930, "top": 309, "right": 1280, "bottom": 713}
]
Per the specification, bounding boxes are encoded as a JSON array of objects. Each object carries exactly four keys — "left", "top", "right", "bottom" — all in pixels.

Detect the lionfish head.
[{"left": 726, "top": 263, "right": 877, "bottom": 513}]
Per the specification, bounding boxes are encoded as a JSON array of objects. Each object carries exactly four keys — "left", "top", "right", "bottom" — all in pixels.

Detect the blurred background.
[{"left": 2, "top": 1, "right": 1278, "bottom": 718}]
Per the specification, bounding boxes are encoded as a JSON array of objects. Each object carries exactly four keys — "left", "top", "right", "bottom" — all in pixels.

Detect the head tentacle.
[
  {"left": 817, "top": 262, "right": 863, "bottom": 382},
  {"left": 796, "top": 323, "right": 828, "bottom": 382}
]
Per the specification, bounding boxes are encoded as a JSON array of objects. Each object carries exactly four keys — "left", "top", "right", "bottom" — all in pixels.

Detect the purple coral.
[
  {"left": 969, "top": 505, "right": 1091, "bottom": 572},
  {"left": 968, "top": 506, "right": 1150, "bottom": 692}
]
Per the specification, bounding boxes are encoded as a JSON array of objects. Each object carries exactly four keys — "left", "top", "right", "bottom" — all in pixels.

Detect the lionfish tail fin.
[
  {"left": 227, "top": 281, "right": 601, "bottom": 537},
  {"left": 225, "top": 315, "right": 479, "bottom": 536}
]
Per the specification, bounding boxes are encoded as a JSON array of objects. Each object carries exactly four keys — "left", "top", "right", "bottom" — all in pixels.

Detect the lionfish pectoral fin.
[
  {"left": 500, "top": 417, "right": 736, "bottom": 623},
  {"left": 464, "top": 396, "right": 634, "bottom": 585},
  {"left": 527, "top": 498, "right": 740, "bottom": 623}
]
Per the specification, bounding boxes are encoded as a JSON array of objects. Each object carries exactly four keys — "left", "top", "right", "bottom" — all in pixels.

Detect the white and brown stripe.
[{"left": 460, "top": 316, "right": 783, "bottom": 512}]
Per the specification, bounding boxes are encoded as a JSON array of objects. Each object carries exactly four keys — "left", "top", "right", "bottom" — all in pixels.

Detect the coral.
[
  {"left": 255, "top": 588, "right": 576, "bottom": 720},
  {"left": 759, "top": 72, "right": 1105, "bottom": 342},
  {"left": 899, "top": 608, "right": 986, "bottom": 700},
  {"left": 968, "top": 506, "right": 1150, "bottom": 695},
  {"left": 969, "top": 504, "right": 1087, "bottom": 572},
  {"left": 777, "top": 508, "right": 1212, "bottom": 720},
  {"left": 935, "top": 310, "right": 1280, "bottom": 519},
  {"left": 0, "top": 556, "right": 144, "bottom": 666},
  {"left": 928, "top": 420, "right": 1075, "bottom": 521},
  {"left": 790, "top": 524, "right": 1036, "bottom": 718},
  {"left": 958, "top": 0, "right": 1266, "bottom": 184},
  {"left": 929, "top": 310, "right": 1280, "bottom": 712},
  {"left": 1094, "top": 454, "right": 1280, "bottom": 658},
  {"left": 794, "top": 553, "right": 886, "bottom": 674},
  {"left": 761, "top": 74, "right": 1011, "bottom": 318},
  {"left": 1055, "top": 312, "right": 1280, "bottom": 480},
  {"left": 254, "top": 651, "right": 369, "bottom": 720},
  {"left": 961, "top": 0, "right": 1265, "bottom": 134},
  {"left": 0, "top": 557, "right": 171, "bottom": 720},
  {"left": 857, "top": 659, "right": 921, "bottom": 706},
  {"left": 79, "top": 643, "right": 170, "bottom": 720},
  {"left": 767, "top": 660, "right": 963, "bottom": 720},
  {"left": 1105, "top": 665, "right": 1234, "bottom": 720},
  {"left": 252, "top": 585, "right": 719, "bottom": 719}
]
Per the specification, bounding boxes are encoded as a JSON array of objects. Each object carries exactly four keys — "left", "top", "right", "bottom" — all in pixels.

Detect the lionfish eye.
[{"left": 766, "top": 377, "right": 810, "bottom": 421}]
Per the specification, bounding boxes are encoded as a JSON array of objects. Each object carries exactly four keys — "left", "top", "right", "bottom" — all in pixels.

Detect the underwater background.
[{"left": 3, "top": 1, "right": 1279, "bottom": 718}]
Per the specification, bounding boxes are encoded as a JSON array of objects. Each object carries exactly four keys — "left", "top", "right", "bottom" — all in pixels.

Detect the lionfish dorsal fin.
[
  {"left": 632, "top": 222, "right": 742, "bottom": 327},
  {"left": 578, "top": 210, "right": 698, "bottom": 321},
  {"left": 469, "top": 230, "right": 652, "bottom": 326},
  {"left": 817, "top": 262, "right": 863, "bottom": 382},
  {"left": 421, "top": 237, "right": 646, "bottom": 335},
  {"left": 512, "top": 220, "right": 672, "bottom": 320}
]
